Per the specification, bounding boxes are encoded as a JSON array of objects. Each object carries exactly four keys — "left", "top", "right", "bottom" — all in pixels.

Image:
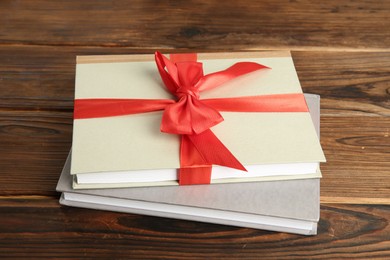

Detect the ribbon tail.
[
  {"left": 196, "top": 62, "right": 269, "bottom": 92},
  {"left": 180, "top": 129, "right": 246, "bottom": 182},
  {"left": 188, "top": 130, "right": 246, "bottom": 171},
  {"left": 179, "top": 130, "right": 246, "bottom": 185}
]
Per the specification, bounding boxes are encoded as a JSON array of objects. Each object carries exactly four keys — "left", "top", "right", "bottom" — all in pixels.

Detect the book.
[
  {"left": 58, "top": 156, "right": 320, "bottom": 235},
  {"left": 72, "top": 51, "right": 325, "bottom": 188},
  {"left": 57, "top": 94, "right": 322, "bottom": 235}
]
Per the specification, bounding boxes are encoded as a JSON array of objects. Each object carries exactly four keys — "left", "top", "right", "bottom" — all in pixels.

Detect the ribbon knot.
[
  {"left": 156, "top": 53, "right": 224, "bottom": 135},
  {"left": 175, "top": 86, "right": 200, "bottom": 99}
]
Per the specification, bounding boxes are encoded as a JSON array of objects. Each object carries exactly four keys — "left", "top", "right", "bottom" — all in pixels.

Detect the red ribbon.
[{"left": 74, "top": 52, "right": 309, "bottom": 185}]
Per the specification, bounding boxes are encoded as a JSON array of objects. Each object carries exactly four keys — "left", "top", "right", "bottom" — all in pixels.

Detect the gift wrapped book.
[
  {"left": 58, "top": 93, "right": 322, "bottom": 235},
  {"left": 58, "top": 51, "right": 326, "bottom": 235},
  {"left": 70, "top": 51, "right": 325, "bottom": 189}
]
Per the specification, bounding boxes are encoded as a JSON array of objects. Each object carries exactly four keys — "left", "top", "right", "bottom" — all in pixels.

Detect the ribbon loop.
[{"left": 176, "top": 61, "right": 204, "bottom": 89}]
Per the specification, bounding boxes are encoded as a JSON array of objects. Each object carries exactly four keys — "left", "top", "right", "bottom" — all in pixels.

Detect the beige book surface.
[{"left": 71, "top": 51, "right": 325, "bottom": 187}]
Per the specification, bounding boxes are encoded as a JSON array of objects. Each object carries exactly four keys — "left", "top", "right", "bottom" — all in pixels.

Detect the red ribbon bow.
[{"left": 74, "top": 52, "right": 309, "bottom": 185}]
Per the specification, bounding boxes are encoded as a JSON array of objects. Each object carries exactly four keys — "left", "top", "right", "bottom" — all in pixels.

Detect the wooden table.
[{"left": 1, "top": 1, "right": 389, "bottom": 258}]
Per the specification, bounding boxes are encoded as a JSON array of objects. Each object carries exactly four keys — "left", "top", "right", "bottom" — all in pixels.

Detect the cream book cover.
[{"left": 71, "top": 51, "right": 325, "bottom": 188}]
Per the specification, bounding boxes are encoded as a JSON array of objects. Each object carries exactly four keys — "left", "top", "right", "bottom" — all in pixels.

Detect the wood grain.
[
  {"left": 1, "top": 1, "right": 390, "bottom": 257},
  {"left": 1, "top": 45, "right": 389, "bottom": 115},
  {"left": 0, "top": 111, "right": 72, "bottom": 196},
  {"left": 0, "top": 197, "right": 389, "bottom": 259},
  {"left": 0, "top": 1, "right": 389, "bottom": 51},
  {"left": 320, "top": 117, "right": 390, "bottom": 202},
  {"left": 1, "top": 47, "right": 389, "bottom": 200},
  {"left": 294, "top": 52, "right": 390, "bottom": 117},
  {"left": 1, "top": 110, "right": 389, "bottom": 204}
]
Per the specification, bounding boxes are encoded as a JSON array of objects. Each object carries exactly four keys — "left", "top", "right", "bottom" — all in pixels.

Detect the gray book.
[{"left": 57, "top": 94, "right": 321, "bottom": 235}]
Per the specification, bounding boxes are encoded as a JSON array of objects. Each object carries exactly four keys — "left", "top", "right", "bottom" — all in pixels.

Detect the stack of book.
[{"left": 57, "top": 51, "right": 326, "bottom": 235}]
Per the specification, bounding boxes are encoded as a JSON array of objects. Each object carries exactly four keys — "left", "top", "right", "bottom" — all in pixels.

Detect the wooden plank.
[
  {"left": 0, "top": 45, "right": 175, "bottom": 110},
  {"left": 0, "top": 110, "right": 389, "bottom": 203},
  {"left": 1, "top": 45, "right": 390, "bottom": 116},
  {"left": 293, "top": 51, "right": 390, "bottom": 117},
  {"left": 320, "top": 117, "right": 390, "bottom": 203},
  {"left": 0, "top": 198, "right": 389, "bottom": 259},
  {"left": 0, "top": 1, "right": 389, "bottom": 50},
  {"left": 0, "top": 0, "right": 388, "bottom": 257},
  {"left": 0, "top": 111, "right": 72, "bottom": 196}
]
